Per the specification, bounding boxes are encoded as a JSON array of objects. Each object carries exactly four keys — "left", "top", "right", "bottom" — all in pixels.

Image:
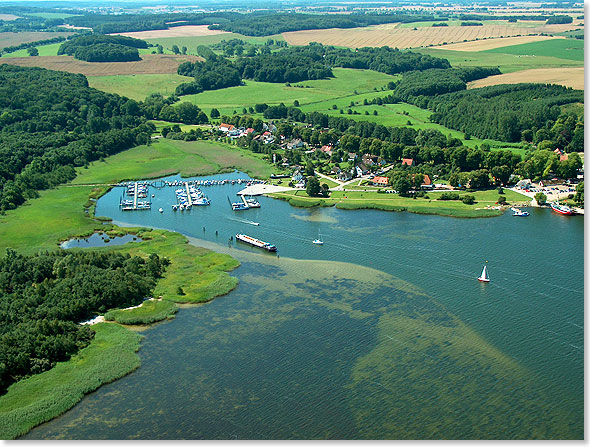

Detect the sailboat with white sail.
[
  {"left": 477, "top": 263, "right": 490, "bottom": 282},
  {"left": 312, "top": 231, "right": 324, "bottom": 245}
]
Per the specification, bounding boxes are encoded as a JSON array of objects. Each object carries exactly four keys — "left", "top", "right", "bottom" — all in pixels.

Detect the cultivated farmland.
[
  {"left": 468, "top": 67, "right": 584, "bottom": 90},
  {"left": 282, "top": 21, "right": 580, "bottom": 49},
  {"left": 114, "top": 24, "right": 230, "bottom": 39},
  {"left": 0, "top": 54, "right": 199, "bottom": 76},
  {"left": 0, "top": 31, "right": 74, "bottom": 49}
]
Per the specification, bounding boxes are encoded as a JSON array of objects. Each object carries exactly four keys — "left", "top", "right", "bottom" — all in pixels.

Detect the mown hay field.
[
  {"left": 468, "top": 67, "right": 584, "bottom": 90},
  {"left": 282, "top": 21, "right": 580, "bottom": 49},
  {"left": 0, "top": 31, "right": 74, "bottom": 49},
  {"left": 0, "top": 54, "right": 199, "bottom": 76}
]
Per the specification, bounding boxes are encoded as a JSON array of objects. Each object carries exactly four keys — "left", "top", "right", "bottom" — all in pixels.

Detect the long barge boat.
[
  {"left": 235, "top": 233, "right": 277, "bottom": 252},
  {"left": 550, "top": 202, "right": 576, "bottom": 215}
]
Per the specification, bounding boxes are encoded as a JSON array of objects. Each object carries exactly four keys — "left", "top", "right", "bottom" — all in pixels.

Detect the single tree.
[
  {"left": 306, "top": 176, "right": 321, "bottom": 197},
  {"left": 210, "top": 108, "right": 220, "bottom": 118},
  {"left": 534, "top": 192, "right": 547, "bottom": 206},
  {"left": 27, "top": 47, "right": 39, "bottom": 56},
  {"left": 171, "top": 44, "right": 180, "bottom": 55}
]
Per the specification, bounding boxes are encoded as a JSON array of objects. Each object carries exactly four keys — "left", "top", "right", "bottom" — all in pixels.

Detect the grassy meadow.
[
  {"left": 269, "top": 188, "right": 529, "bottom": 218},
  {"left": 88, "top": 74, "right": 193, "bottom": 100},
  {"left": 180, "top": 68, "right": 397, "bottom": 116}
]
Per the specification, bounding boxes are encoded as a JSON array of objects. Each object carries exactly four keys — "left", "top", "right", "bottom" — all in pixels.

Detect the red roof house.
[
  {"left": 371, "top": 176, "right": 389, "bottom": 187},
  {"left": 402, "top": 158, "right": 414, "bottom": 166}
]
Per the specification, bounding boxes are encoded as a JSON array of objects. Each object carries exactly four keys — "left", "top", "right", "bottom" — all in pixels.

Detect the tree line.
[
  {"left": 58, "top": 34, "right": 148, "bottom": 62},
  {"left": 62, "top": 11, "right": 440, "bottom": 36},
  {"left": 0, "top": 248, "right": 166, "bottom": 394}
]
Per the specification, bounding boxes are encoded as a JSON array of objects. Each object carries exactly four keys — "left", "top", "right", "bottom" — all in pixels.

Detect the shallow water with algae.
[{"left": 25, "top": 172, "right": 583, "bottom": 439}]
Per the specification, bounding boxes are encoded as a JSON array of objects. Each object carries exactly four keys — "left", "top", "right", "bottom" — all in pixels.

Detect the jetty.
[{"left": 184, "top": 182, "right": 193, "bottom": 207}]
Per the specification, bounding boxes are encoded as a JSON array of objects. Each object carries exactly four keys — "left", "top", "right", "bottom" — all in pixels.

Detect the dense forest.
[
  {"left": 0, "top": 249, "right": 166, "bottom": 394},
  {"left": 234, "top": 48, "right": 333, "bottom": 83},
  {"left": 425, "top": 84, "right": 583, "bottom": 145},
  {"left": 0, "top": 66, "right": 153, "bottom": 212},
  {"left": 389, "top": 66, "right": 501, "bottom": 99},
  {"left": 58, "top": 34, "right": 148, "bottom": 62},
  {"left": 176, "top": 58, "right": 242, "bottom": 95}
]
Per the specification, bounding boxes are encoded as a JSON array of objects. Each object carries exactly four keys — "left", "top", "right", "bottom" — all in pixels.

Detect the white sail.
[{"left": 478, "top": 265, "right": 490, "bottom": 281}]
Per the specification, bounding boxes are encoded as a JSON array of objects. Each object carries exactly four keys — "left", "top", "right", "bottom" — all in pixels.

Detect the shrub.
[{"left": 462, "top": 194, "right": 476, "bottom": 205}]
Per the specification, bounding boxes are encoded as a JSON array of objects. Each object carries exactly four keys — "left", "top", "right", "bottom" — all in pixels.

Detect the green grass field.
[
  {"left": 180, "top": 68, "right": 397, "bottom": 116},
  {"left": 144, "top": 32, "right": 284, "bottom": 54},
  {"left": 484, "top": 38, "right": 584, "bottom": 61},
  {"left": 416, "top": 47, "right": 583, "bottom": 73},
  {"left": 88, "top": 74, "right": 193, "bottom": 100},
  {"left": 2, "top": 42, "right": 61, "bottom": 57},
  {"left": 105, "top": 299, "right": 178, "bottom": 324},
  {"left": 0, "top": 323, "right": 142, "bottom": 440},
  {"left": 270, "top": 188, "right": 529, "bottom": 218}
]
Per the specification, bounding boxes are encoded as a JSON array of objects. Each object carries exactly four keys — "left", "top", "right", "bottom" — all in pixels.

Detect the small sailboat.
[
  {"left": 477, "top": 263, "right": 490, "bottom": 282},
  {"left": 312, "top": 231, "right": 324, "bottom": 245},
  {"left": 158, "top": 208, "right": 163, "bottom": 213}
]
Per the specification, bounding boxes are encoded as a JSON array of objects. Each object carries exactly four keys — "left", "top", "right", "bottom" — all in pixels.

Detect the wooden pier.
[
  {"left": 184, "top": 182, "right": 193, "bottom": 207},
  {"left": 133, "top": 182, "right": 138, "bottom": 209}
]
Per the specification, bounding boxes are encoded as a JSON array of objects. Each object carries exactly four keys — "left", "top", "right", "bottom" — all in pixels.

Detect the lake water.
[{"left": 26, "top": 172, "right": 584, "bottom": 439}]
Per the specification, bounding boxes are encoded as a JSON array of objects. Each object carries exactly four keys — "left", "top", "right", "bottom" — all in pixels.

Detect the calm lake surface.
[{"left": 27, "top": 172, "right": 584, "bottom": 439}]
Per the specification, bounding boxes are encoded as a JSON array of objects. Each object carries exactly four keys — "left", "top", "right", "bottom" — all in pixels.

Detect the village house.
[
  {"left": 355, "top": 162, "right": 370, "bottom": 177},
  {"left": 410, "top": 173, "right": 432, "bottom": 189},
  {"left": 371, "top": 176, "right": 389, "bottom": 187},
  {"left": 320, "top": 145, "right": 333, "bottom": 156},
  {"left": 402, "top": 158, "right": 415, "bottom": 167},
  {"left": 287, "top": 139, "right": 304, "bottom": 150},
  {"left": 337, "top": 170, "right": 353, "bottom": 182},
  {"left": 219, "top": 123, "right": 235, "bottom": 133}
]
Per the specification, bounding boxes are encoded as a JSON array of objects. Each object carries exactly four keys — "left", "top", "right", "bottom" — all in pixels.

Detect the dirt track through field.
[
  {"left": 282, "top": 22, "right": 580, "bottom": 49},
  {"left": 0, "top": 54, "right": 200, "bottom": 76},
  {"left": 468, "top": 66, "right": 584, "bottom": 90}
]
